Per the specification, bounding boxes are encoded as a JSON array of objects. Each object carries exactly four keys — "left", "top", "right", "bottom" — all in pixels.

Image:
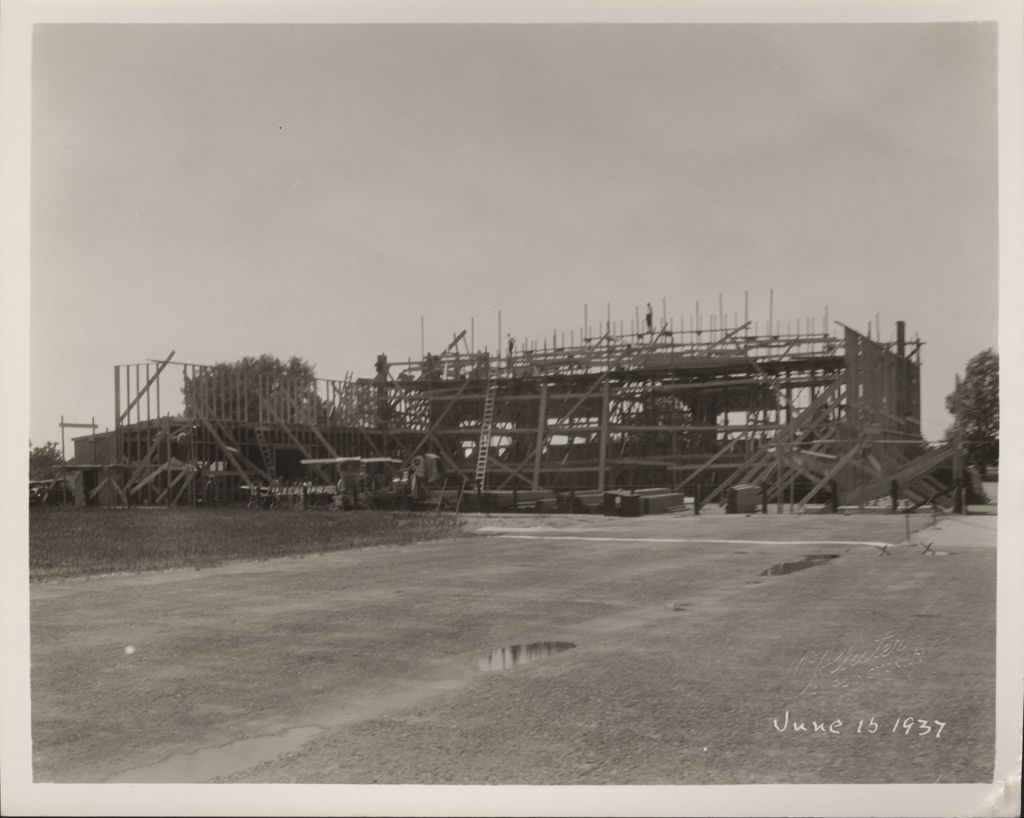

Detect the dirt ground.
[{"left": 30, "top": 510, "right": 996, "bottom": 784}]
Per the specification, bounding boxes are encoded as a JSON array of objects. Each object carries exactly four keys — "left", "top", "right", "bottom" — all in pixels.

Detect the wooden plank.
[
  {"left": 129, "top": 462, "right": 169, "bottom": 495},
  {"left": 673, "top": 432, "right": 749, "bottom": 491},
  {"left": 157, "top": 462, "right": 189, "bottom": 504},
  {"left": 119, "top": 351, "right": 175, "bottom": 425},
  {"left": 796, "top": 442, "right": 863, "bottom": 508},
  {"left": 258, "top": 395, "right": 331, "bottom": 483},
  {"left": 187, "top": 373, "right": 270, "bottom": 481},
  {"left": 738, "top": 382, "right": 842, "bottom": 489},
  {"left": 597, "top": 380, "right": 610, "bottom": 492},
  {"left": 497, "top": 373, "right": 608, "bottom": 489},
  {"left": 126, "top": 428, "right": 171, "bottom": 488},
  {"left": 423, "top": 432, "right": 472, "bottom": 483},
  {"left": 404, "top": 379, "right": 471, "bottom": 464},
  {"left": 192, "top": 409, "right": 259, "bottom": 487},
  {"left": 88, "top": 476, "right": 110, "bottom": 502},
  {"left": 277, "top": 388, "right": 340, "bottom": 460},
  {"left": 113, "top": 365, "right": 121, "bottom": 464},
  {"left": 171, "top": 471, "right": 194, "bottom": 506},
  {"left": 109, "top": 470, "right": 129, "bottom": 505},
  {"left": 532, "top": 385, "right": 548, "bottom": 490},
  {"left": 844, "top": 443, "right": 955, "bottom": 506}
]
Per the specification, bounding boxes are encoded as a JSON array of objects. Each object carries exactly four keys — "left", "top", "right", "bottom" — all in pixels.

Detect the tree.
[
  {"left": 182, "top": 354, "right": 325, "bottom": 423},
  {"left": 29, "top": 441, "right": 64, "bottom": 480},
  {"left": 945, "top": 349, "right": 998, "bottom": 475}
]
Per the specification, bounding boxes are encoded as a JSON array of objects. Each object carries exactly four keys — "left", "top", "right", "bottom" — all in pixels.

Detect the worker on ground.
[
  {"left": 646, "top": 303, "right": 654, "bottom": 334},
  {"left": 334, "top": 471, "right": 347, "bottom": 510}
]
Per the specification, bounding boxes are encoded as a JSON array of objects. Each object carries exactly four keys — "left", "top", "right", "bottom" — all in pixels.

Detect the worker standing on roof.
[
  {"left": 646, "top": 303, "right": 654, "bottom": 335},
  {"left": 507, "top": 334, "right": 515, "bottom": 370}
]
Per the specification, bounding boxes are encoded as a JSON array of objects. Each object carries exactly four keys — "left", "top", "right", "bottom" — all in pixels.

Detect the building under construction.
[{"left": 63, "top": 312, "right": 966, "bottom": 513}]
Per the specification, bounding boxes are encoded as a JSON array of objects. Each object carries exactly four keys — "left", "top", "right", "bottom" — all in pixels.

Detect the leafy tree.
[
  {"left": 182, "top": 355, "right": 325, "bottom": 423},
  {"left": 29, "top": 441, "right": 64, "bottom": 480},
  {"left": 945, "top": 349, "right": 998, "bottom": 475}
]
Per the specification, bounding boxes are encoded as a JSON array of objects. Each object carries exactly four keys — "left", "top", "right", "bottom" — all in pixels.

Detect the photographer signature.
[{"left": 790, "top": 633, "right": 925, "bottom": 695}]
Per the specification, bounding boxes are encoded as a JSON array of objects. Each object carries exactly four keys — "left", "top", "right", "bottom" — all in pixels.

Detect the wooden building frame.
[{"left": 86, "top": 316, "right": 960, "bottom": 510}]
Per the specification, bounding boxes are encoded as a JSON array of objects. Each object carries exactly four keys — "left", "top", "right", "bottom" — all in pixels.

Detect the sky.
[{"left": 29, "top": 22, "right": 997, "bottom": 444}]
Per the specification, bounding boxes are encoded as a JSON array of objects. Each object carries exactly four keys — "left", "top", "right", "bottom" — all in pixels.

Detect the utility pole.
[{"left": 953, "top": 373, "right": 965, "bottom": 514}]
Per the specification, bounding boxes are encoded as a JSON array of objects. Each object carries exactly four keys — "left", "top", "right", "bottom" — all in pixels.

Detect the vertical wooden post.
[
  {"left": 113, "top": 366, "right": 121, "bottom": 476},
  {"left": 190, "top": 422, "right": 197, "bottom": 508},
  {"left": 166, "top": 416, "right": 173, "bottom": 508},
  {"left": 858, "top": 445, "right": 866, "bottom": 513},
  {"left": 776, "top": 442, "right": 784, "bottom": 514},
  {"left": 953, "top": 374, "right": 964, "bottom": 514},
  {"left": 598, "top": 380, "right": 610, "bottom": 493},
  {"left": 532, "top": 385, "right": 548, "bottom": 490}
]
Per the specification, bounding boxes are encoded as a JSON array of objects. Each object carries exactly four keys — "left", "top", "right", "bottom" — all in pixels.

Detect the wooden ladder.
[
  {"left": 474, "top": 383, "right": 498, "bottom": 490},
  {"left": 254, "top": 427, "right": 275, "bottom": 477},
  {"left": 339, "top": 370, "right": 354, "bottom": 422}
]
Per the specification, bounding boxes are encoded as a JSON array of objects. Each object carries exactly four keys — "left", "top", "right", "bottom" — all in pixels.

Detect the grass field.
[
  {"left": 29, "top": 509, "right": 996, "bottom": 784},
  {"left": 29, "top": 507, "right": 464, "bottom": 580}
]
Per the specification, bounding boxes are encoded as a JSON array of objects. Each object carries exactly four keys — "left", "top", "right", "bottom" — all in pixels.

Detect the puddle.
[
  {"left": 111, "top": 725, "right": 323, "bottom": 783},
  {"left": 760, "top": 554, "right": 839, "bottom": 576},
  {"left": 478, "top": 641, "right": 576, "bottom": 672}
]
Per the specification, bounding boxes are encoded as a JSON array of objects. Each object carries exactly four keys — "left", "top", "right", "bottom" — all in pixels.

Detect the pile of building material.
[
  {"left": 603, "top": 488, "right": 687, "bottom": 517},
  {"left": 725, "top": 484, "right": 762, "bottom": 514}
]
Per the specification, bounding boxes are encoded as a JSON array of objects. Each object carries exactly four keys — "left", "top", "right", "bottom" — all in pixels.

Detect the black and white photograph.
[{"left": 2, "top": 1, "right": 1022, "bottom": 816}]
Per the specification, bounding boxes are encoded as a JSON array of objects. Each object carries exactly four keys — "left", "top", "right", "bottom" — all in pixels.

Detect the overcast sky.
[{"left": 30, "top": 22, "right": 996, "bottom": 444}]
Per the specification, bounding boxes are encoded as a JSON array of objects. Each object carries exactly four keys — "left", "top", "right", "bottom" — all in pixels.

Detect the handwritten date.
[{"left": 772, "top": 711, "right": 945, "bottom": 737}]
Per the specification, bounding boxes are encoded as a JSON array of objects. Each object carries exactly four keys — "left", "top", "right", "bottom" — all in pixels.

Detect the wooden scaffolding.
[{"left": 83, "top": 315, "right": 960, "bottom": 510}]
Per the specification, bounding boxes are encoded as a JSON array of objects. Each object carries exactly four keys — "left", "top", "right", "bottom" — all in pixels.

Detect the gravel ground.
[{"left": 30, "top": 511, "right": 995, "bottom": 784}]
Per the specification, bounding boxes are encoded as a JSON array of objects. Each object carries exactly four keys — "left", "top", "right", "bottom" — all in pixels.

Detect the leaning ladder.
[
  {"left": 474, "top": 383, "right": 498, "bottom": 490},
  {"left": 254, "top": 426, "right": 275, "bottom": 478},
  {"left": 339, "top": 370, "right": 354, "bottom": 421}
]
